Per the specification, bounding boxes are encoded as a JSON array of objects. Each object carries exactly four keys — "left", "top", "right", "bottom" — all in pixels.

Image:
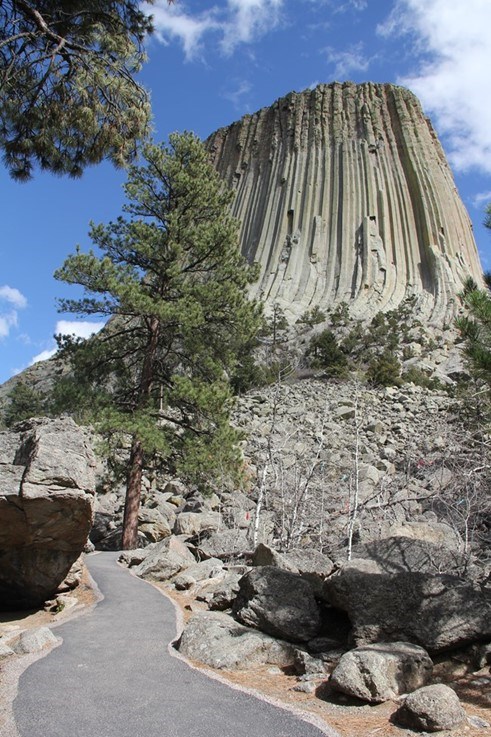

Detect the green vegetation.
[
  {"left": 0, "top": 1, "right": 158, "bottom": 179},
  {"left": 297, "top": 306, "right": 326, "bottom": 328},
  {"left": 306, "top": 329, "right": 349, "bottom": 378},
  {"left": 456, "top": 277, "right": 491, "bottom": 389},
  {"left": 366, "top": 349, "right": 402, "bottom": 387},
  {"left": 54, "top": 132, "right": 262, "bottom": 548},
  {"left": 3, "top": 382, "right": 46, "bottom": 427}
]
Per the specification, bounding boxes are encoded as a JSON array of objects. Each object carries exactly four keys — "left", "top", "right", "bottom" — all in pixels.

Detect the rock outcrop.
[
  {"left": 330, "top": 642, "right": 433, "bottom": 703},
  {"left": 0, "top": 418, "right": 95, "bottom": 609},
  {"left": 178, "top": 611, "right": 294, "bottom": 670},
  {"left": 323, "top": 557, "right": 491, "bottom": 652},
  {"left": 394, "top": 684, "right": 466, "bottom": 732},
  {"left": 208, "top": 83, "right": 483, "bottom": 324}
]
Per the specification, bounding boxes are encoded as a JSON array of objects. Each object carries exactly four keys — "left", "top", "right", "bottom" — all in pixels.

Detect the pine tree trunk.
[
  {"left": 121, "top": 317, "right": 160, "bottom": 550},
  {"left": 121, "top": 437, "right": 144, "bottom": 549}
]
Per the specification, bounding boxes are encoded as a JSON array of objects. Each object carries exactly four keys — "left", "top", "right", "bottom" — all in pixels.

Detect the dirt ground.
[
  {"left": 0, "top": 566, "right": 99, "bottom": 737},
  {"left": 164, "top": 586, "right": 491, "bottom": 737},
  {"left": 1, "top": 564, "right": 489, "bottom": 737}
]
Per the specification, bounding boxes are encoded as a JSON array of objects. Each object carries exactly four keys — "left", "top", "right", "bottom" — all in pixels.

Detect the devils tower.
[{"left": 208, "top": 83, "right": 483, "bottom": 325}]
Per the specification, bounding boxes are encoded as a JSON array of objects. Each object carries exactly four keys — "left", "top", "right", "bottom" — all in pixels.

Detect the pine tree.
[
  {"left": 3, "top": 381, "right": 46, "bottom": 427},
  {"left": 55, "top": 132, "right": 262, "bottom": 549},
  {"left": 456, "top": 279, "right": 491, "bottom": 389},
  {"left": 0, "top": 1, "right": 157, "bottom": 179}
]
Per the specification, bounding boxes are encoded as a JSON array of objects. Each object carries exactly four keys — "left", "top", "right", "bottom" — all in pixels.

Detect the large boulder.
[
  {"left": 394, "top": 684, "right": 466, "bottom": 732},
  {"left": 173, "top": 511, "right": 222, "bottom": 537},
  {"left": 178, "top": 611, "right": 294, "bottom": 669},
  {"left": 330, "top": 642, "right": 433, "bottom": 703},
  {"left": 323, "top": 558, "right": 491, "bottom": 652},
  {"left": 232, "top": 566, "right": 322, "bottom": 643},
  {"left": 196, "top": 529, "right": 250, "bottom": 560},
  {"left": 0, "top": 418, "right": 95, "bottom": 609},
  {"left": 352, "top": 536, "right": 465, "bottom": 576},
  {"left": 134, "top": 536, "right": 195, "bottom": 581},
  {"left": 173, "top": 558, "right": 224, "bottom": 590},
  {"left": 252, "top": 543, "right": 333, "bottom": 595},
  {"left": 198, "top": 572, "right": 244, "bottom": 610}
]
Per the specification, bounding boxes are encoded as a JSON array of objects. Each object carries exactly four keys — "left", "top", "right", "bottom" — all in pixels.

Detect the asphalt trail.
[{"left": 14, "top": 552, "right": 339, "bottom": 737}]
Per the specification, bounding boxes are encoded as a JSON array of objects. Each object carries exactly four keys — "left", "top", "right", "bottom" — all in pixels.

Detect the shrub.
[
  {"left": 306, "top": 330, "right": 349, "bottom": 377},
  {"left": 366, "top": 350, "right": 402, "bottom": 387},
  {"left": 4, "top": 382, "right": 46, "bottom": 427}
]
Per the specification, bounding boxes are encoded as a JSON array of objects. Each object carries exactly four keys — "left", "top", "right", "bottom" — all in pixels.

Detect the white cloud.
[
  {"left": 149, "top": 3, "right": 218, "bottom": 59},
  {"left": 471, "top": 191, "right": 491, "bottom": 209},
  {"left": 379, "top": 0, "right": 491, "bottom": 174},
  {"left": 55, "top": 320, "right": 106, "bottom": 339},
  {"left": 221, "top": 0, "right": 283, "bottom": 54},
  {"left": 0, "top": 313, "right": 17, "bottom": 339},
  {"left": 0, "top": 285, "right": 27, "bottom": 309},
  {"left": 0, "top": 284, "right": 27, "bottom": 339},
  {"left": 222, "top": 79, "right": 252, "bottom": 109},
  {"left": 29, "top": 348, "right": 58, "bottom": 365},
  {"left": 324, "top": 42, "right": 370, "bottom": 79},
  {"left": 29, "top": 320, "right": 105, "bottom": 367},
  {"left": 149, "top": 0, "right": 283, "bottom": 59},
  {"left": 334, "top": 0, "right": 367, "bottom": 12}
]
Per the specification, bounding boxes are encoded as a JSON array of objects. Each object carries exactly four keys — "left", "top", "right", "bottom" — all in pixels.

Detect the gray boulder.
[
  {"left": 0, "top": 418, "right": 95, "bottom": 609},
  {"left": 293, "top": 648, "right": 329, "bottom": 676},
  {"left": 330, "top": 642, "right": 433, "bottom": 703},
  {"left": 220, "top": 490, "right": 256, "bottom": 529},
  {"left": 252, "top": 543, "right": 333, "bottom": 595},
  {"left": 394, "top": 684, "right": 466, "bottom": 731},
  {"left": 137, "top": 507, "right": 172, "bottom": 543},
  {"left": 13, "top": 626, "right": 58, "bottom": 654},
  {"left": 352, "top": 535, "right": 465, "bottom": 576},
  {"left": 0, "top": 641, "right": 14, "bottom": 659},
  {"left": 205, "top": 573, "right": 244, "bottom": 610},
  {"left": 323, "top": 558, "right": 491, "bottom": 652},
  {"left": 232, "top": 566, "right": 321, "bottom": 643},
  {"left": 174, "top": 511, "right": 222, "bottom": 537},
  {"left": 134, "top": 536, "right": 195, "bottom": 582},
  {"left": 173, "top": 558, "right": 223, "bottom": 590},
  {"left": 196, "top": 529, "right": 250, "bottom": 560},
  {"left": 178, "top": 611, "right": 294, "bottom": 669}
]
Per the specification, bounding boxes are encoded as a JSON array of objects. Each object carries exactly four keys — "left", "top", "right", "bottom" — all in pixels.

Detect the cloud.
[
  {"left": 471, "top": 191, "right": 491, "bottom": 209},
  {"left": 378, "top": 0, "right": 491, "bottom": 174},
  {"left": 324, "top": 42, "right": 370, "bottom": 79},
  {"left": 222, "top": 79, "right": 252, "bottom": 109},
  {"left": 149, "top": 0, "right": 283, "bottom": 59},
  {"left": 334, "top": 0, "right": 367, "bottom": 11},
  {"left": 29, "top": 348, "right": 58, "bottom": 365},
  {"left": 0, "top": 285, "right": 27, "bottom": 309},
  {"left": 221, "top": 0, "right": 283, "bottom": 54},
  {"left": 0, "top": 284, "right": 27, "bottom": 339},
  {"left": 55, "top": 320, "right": 106, "bottom": 339},
  {"left": 149, "top": 3, "right": 218, "bottom": 59},
  {"left": 29, "top": 320, "right": 105, "bottom": 367}
]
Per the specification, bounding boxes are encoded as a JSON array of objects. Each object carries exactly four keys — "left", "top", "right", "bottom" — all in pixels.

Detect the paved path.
[{"left": 14, "top": 552, "right": 338, "bottom": 737}]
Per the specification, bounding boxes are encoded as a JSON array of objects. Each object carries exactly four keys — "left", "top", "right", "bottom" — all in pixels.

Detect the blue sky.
[{"left": 2, "top": 0, "right": 491, "bottom": 383}]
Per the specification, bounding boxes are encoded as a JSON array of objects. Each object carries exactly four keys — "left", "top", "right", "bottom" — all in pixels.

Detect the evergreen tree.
[
  {"left": 55, "top": 132, "right": 262, "bottom": 549},
  {"left": 366, "top": 349, "right": 402, "bottom": 387},
  {"left": 306, "top": 329, "right": 349, "bottom": 378},
  {"left": 456, "top": 279, "right": 491, "bottom": 388},
  {"left": 3, "top": 381, "right": 46, "bottom": 427},
  {"left": 0, "top": 1, "right": 160, "bottom": 179}
]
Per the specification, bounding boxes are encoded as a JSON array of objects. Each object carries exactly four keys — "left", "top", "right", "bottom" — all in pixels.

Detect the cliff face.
[{"left": 208, "top": 83, "right": 483, "bottom": 324}]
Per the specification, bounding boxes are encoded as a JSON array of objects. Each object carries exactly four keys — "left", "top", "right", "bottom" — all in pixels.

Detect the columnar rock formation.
[{"left": 208, "top": 83, "right": 483, "bottom": 324}]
